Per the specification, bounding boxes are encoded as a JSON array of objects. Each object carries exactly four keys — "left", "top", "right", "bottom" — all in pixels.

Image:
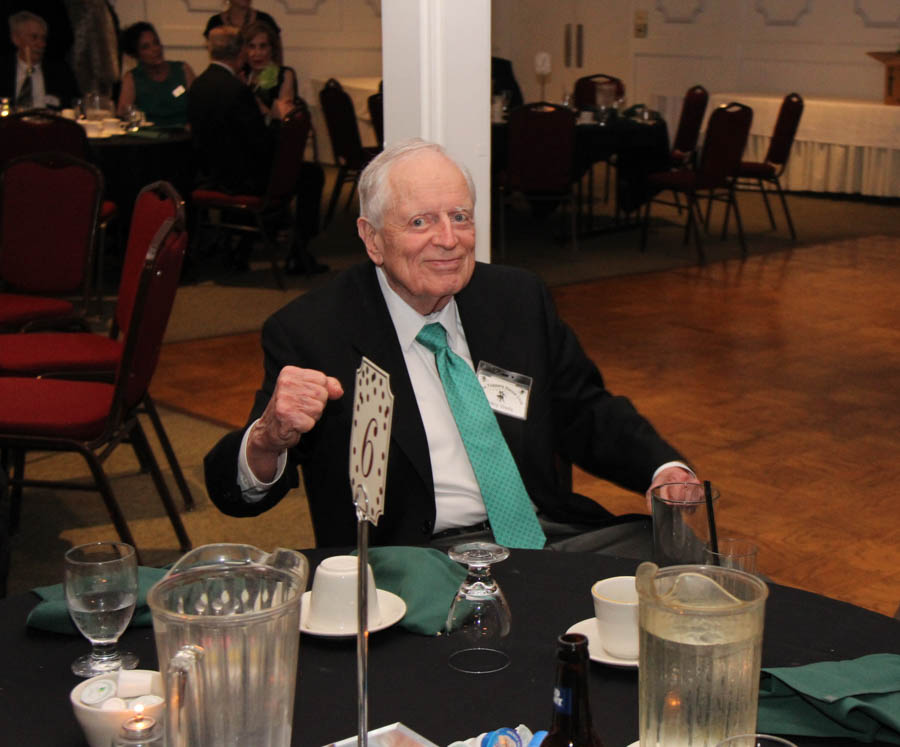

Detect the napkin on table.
[
  {"left": 361, "top": 546, "right": 467, "bottom": 636},
  {"left": 758, "top": 654, "right": 900, "bottom": 744},
  {"left": 26, "top": 566, "right": 167, "bottom": 634}
]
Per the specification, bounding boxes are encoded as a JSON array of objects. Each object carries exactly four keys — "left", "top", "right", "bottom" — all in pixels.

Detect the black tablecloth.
[{"left": 2, "top": 549, "right": 898, "bottom": 746}]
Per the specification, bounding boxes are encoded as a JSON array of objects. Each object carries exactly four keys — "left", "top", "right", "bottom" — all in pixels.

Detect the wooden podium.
[{"left": 867, "top": 51, "right": 900, "bottom": 105}]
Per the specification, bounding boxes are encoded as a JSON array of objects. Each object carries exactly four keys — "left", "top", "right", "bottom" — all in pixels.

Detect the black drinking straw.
[{"left": 704, "top": 480, "right": 719, "bottom": 557}]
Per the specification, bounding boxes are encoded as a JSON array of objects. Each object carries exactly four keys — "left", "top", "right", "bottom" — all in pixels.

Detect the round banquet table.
[{"left": 2, "top": 549, "right": 898, "bottom": 746}]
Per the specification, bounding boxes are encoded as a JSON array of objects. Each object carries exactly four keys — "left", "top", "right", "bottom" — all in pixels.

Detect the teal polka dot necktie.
[{"left": 416, "top": 322, "right": 546, "bottom": 549}]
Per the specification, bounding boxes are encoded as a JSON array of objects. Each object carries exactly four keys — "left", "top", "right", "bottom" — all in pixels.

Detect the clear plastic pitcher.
[
  {"left": 636, "top": 562, "right": 768, "bottom": 747},
  {"left": 147, "top": 544, "right": 309, "bottom": 747}
]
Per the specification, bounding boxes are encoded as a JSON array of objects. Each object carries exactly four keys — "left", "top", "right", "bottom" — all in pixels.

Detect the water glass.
[
  {"left": 64, "top": 541, "right": 139, "bottom": 677},
  {"left": 716, "top": 736, "right": 797, "bottom": 747},
  {"left": 704, "top": 537, "right": 759, "bottom": 574},
  {"left": 651, "top": 482, "right": 720, "bottom": 565}
]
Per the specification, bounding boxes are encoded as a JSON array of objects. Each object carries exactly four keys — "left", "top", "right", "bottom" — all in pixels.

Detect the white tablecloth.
[
  {"left": 654, "top": 92, "right": 900, "bottom": 197},
  {"left": 305, "top": 76, "right": 381, "bottom": 164}
]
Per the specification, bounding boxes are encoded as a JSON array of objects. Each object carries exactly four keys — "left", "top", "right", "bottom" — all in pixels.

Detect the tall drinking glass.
[{"left": 64, "top": 541, "right": 139, "bottom": 677}]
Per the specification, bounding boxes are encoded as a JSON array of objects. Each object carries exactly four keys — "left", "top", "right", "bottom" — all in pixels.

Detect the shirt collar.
[
  {"left": 375, "top": 266, "right": 460, "bottom": 352},
  {"left": 210, "top": 61, "right": 237, "bottom": 77}
]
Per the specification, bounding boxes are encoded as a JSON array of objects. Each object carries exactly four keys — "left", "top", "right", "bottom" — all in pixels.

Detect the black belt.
[{"left": 431, "top": 520, "right": 491, "bottom": 541}]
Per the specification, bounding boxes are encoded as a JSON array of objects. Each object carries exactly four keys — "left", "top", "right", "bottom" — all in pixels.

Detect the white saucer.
[
  {"left": 300, "top": 589, "right": 407, "bottom": 637},
  {"left": 566, "top": 618, "right": 639, "bottom": 668}
]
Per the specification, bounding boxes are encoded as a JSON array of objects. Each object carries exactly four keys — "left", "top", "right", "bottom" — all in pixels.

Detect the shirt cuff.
[
  {"left": 652, "top": 461, "right": 695, "bottom": 482},
  {"left": 237, "top": 418, "right": 288, "bottom": 503}
]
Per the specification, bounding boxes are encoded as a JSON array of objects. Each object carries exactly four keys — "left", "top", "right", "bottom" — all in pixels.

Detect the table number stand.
[{"left": 348, "top": 357, "right": 394, "bottom": 747}]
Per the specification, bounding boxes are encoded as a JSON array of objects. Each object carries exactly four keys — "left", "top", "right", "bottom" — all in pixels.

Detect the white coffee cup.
[
  {"left": 306, "top": 555, "right": 381, "bottom": 632},
  {"left": 70, "top": 670, "right": 165, "bottom": 747},
  {"left": 60, "top": 108, "right": 76, "bottom": 120},
  {"left": 591, "top": 575, "right": 639, "bottom": 660}
]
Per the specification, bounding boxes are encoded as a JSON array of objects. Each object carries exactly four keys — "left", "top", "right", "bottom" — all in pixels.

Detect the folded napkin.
[
  {"left": 359, "top": 546, "right": 467, "bottom": 636},
  {"left": 758, "top": 654, "right": 900, "bottom": 744},
  {"left": 27, "top": 566, "right": 167, "bottom": 634}
]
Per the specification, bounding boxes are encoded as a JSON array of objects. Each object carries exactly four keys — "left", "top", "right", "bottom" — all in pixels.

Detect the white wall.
[{"left": 492, "top": 0, "right": 900, "bottom": 109}]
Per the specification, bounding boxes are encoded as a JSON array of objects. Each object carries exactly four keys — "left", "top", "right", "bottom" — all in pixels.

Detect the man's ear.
[{"left": 357, "top": 217, "right": 383, "bottom": 265}]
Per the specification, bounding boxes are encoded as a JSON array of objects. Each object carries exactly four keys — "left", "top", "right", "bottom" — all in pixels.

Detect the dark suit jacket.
[
  {"left": 187, "top": 63, "right": 271, "bottom": 195},
  {"left": 205, "top": 262, "right": 684, "bottom": 547},
  {"left": 491, "top": 56, "right": 524, "bottom": 110},
  {"left": 0, "top": 52, "right": 79, "bottom": 108}
]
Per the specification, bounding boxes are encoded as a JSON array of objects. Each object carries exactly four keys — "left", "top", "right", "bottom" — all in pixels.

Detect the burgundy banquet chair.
[
  {"left": 0, "top": 152, "right": 103, "bottom": 330},
  {"left": 0, "top": 216, "right": 192, "bottom": 561},
  {"left": 191, "top": 105, "right": 312, "bottom": 289},
  {"left": 641, "top": 102, "right": 753, "bottom": 262},
  {"left": 0, "top": 181, "right": 195, "bottom": 512},
  {"left": 727, "top": 92, "right": 804, "bottom": 240}
]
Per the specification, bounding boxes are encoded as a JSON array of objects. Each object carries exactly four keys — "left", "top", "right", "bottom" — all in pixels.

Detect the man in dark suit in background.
[
  {"left": 204, "top": 138, "right": 697, "bottom": 554},
  {"left": 188, "top": 25, "right": 326, "bottom": 274},
  {"left": 2, "top": 10, "right": 78, "bottom": 108}
]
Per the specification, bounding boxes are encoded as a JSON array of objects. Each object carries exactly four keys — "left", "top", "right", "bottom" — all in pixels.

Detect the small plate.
[
  {"left": 566, "top": 618, "right": 639, "bottom": 668},
  {"left": 300, "top": 589, "right": 407, "bottom": 638}
]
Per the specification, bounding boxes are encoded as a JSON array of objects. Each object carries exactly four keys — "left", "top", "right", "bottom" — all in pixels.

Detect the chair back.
[
  {"left": 113, "top": 217, "right": 187, "bottom": 416},
  {"left": 0, "top": 153, "right": 103, "bottom": 298},
  {"left": 265, "top": 105, "right": 311, "bottom": 203},
  {"left": 114, "top": 182, "right": 184, "bottom": 338},
  {"left": 696, "top": 102, "right": 753, "bottom": 189},
  {"left": 764, "top": 92, "right": 803, "bottom": 168},
  {"left": 319, "top": 78, "right": 366, "bottom": 168},
  {"left": 0, "top": 111, "right": 89, "bottom": 168},
  {"left": 368, "top": 91, "right": 384, "bottom": 150},
  {"left": 506, "top": 103, "right": 577, "bottom": 194},
  {"left": 671, "top": 84, "right": 709, "bottom": 155},
  {"left": 573, "top": 74, "right": 625, "bottom": 110}
]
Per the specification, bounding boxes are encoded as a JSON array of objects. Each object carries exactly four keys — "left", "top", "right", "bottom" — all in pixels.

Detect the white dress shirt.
[{"left": 15, "top": 57, "right": 56, "bottom": 108}]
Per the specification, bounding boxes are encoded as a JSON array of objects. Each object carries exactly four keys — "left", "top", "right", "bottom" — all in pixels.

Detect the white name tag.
[
  {"left": 477, "top": 361, "right": 532, "bottom": 420},
  {"left": 172, "top": 85, "right": 186, "bottom": 98}
]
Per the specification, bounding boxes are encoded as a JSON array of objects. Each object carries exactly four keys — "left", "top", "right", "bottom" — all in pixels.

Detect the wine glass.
[
  {"left": 64, "top": 541, "right": 139, "bottom": 677},
  {"left": 444, "top": 541, "right": 511, "bottom": 674}
]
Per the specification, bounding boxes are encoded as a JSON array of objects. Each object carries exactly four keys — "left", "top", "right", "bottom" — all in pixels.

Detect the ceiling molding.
[
  {"left": 655, "top": 0, "right": 705, "bottom": 24},
  {"left": 753, "top": 0, "right": 811, "bottom": 27},
  {"left": 853, "top": 0, "right": 900, "bottom": 28}
]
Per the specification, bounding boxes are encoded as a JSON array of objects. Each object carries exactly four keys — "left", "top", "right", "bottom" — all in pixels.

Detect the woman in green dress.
[
  {"left": 117, "top": 22, "right": 195, "bottom": 128},
  {"left": 242, "top": 20, "right": 297, "bottom": 123}
]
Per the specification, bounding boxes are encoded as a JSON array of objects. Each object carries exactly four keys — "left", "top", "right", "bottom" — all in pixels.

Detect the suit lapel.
[{"left": 341, "top": 264, "right": 434, "bottom": 496}]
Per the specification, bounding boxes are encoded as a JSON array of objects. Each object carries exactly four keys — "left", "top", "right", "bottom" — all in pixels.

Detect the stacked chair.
[
  {"left": 191, "top": 105, "right": 313, "bottom": 289},
  {"left": 0, "top": 152, "right": 103, "bottom": 330},
  {"left": 641, "top": 102, "right": 753, "bottom": 262},
  {"left": 0, "top": 182, "right": 193, "bottom": 564},
  {"left": 319, "top": 78, "right": 381, "bottom": 227}
]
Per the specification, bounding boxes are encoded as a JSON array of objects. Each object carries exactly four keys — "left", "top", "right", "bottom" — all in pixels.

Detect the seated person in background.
[
  {"left": 242, "top": 20, "right": 294, "bottom": 122},
  {"left": 203, "top": 138, "right": 696, "bottom": 554},
  {"left": 203, "top": 0, "right": 279, "bottom": 39},
  {"left": 117, "top": 22, "right": 194, "bottom": 128},
  {"left": 491, "top": 55, "right": 523, "bottom": 110},
  {"left": 1, "top": 10, "right": 79, "bottom": 108},
  {"left": 188, "top": 26, "right": 326, "bottom": 275}
]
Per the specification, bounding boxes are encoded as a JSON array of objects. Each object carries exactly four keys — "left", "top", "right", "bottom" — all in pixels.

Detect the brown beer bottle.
[{"left": 542, "top": 633, "right": 605, "bottom": 747}]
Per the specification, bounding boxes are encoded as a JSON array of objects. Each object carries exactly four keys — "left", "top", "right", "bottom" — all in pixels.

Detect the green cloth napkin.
[
  {"left": 26, "top": 566, "right": 167, "bottom": 634},
  {"left": 357, "top": 546, "right": 467, "bottom": 636},
  {"left": 758, "top": 654, "right": 900, "bottom": 744}
]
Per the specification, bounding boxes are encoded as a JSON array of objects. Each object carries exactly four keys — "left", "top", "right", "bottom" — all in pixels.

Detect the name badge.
[
  {"left": 172, "top": 85, "right": 186, "bottom": 98},
  {"left": 476, "top": 361, "right": 532, "bottom": 420}
]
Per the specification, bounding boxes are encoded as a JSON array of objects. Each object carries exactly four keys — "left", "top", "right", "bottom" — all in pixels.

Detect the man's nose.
[{"left": 432, "top": 215, "right": 457, "bottom": 247}]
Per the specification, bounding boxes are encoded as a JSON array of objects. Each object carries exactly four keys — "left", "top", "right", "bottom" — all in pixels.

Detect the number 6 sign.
[{"left": 349, "top": 357, "right": 394, "bottom": 524}]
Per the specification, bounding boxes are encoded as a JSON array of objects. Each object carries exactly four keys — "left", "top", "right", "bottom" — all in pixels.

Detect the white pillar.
[{"left": 381, "top": 0, "right": 492, "bottom": 263}]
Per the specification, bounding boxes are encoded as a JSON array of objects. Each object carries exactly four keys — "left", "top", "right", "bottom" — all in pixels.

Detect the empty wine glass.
[
  {"left": 444, "top": 541, "right": 511, "bottom": 674},
  {"left": 64, "top": 541, "right": 139, "bottom": 677}
]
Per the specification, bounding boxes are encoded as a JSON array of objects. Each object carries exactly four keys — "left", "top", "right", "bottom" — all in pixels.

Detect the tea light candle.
[{"left": 113, "top": 706, "right": 163, "bottom": 746}]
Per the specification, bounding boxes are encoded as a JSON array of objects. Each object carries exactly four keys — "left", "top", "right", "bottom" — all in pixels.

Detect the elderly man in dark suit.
[
  {"left": 187, "top": 25, "right": 325, "bottom": 274},
  {"left": 204, "top": 138, "right": 696, "bottom": 553},
  {"left": 2, "top": 10, "right": 78, "bottom": 108}
]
